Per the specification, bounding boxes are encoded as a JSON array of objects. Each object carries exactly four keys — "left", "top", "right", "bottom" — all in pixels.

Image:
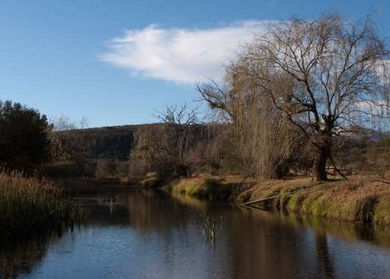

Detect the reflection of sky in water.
[
  {"left": 7, "top": 192, "right": 390, "bottom": 279},
  {"left": 21, "top": 225, "right": 231, "bottom": 279},
  {"left": 329, "top": 236, "right": 390, "bottom": 279}
]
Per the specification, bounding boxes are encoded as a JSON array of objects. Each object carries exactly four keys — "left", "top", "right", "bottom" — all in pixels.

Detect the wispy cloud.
[{"left": 100, "top": 21, "right": 270, "bottom": 84}]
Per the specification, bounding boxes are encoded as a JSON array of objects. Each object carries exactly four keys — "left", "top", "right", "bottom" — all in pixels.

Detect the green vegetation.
[{"left": 0, "top": 172, "right": 83, "bottom": 238}]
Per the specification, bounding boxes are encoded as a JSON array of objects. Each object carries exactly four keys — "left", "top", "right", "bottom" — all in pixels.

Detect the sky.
[{"left": 0, "top": 0, "right": 389, "bottom": 127}]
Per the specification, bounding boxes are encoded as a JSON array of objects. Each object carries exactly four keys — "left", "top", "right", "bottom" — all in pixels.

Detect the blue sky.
[{"left": 0, "top": 0, "right": 389, "bottom": 127}]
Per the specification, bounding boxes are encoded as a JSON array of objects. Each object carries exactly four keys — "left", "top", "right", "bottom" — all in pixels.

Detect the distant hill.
[{"left": 52, "top": 124, "right": 161, "bottom": 161}]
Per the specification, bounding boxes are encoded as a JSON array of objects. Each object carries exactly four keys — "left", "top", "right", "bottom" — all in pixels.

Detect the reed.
[
  {"left": 200, "top": 213, "right": 220, "bottom": 242},
  {"left": 0, "top": 171, "right": 83, "bottom": 238}
]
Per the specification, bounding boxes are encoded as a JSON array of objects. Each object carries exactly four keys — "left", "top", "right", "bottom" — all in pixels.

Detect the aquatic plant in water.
[
  {"left": 109, "top": 197, "right": 115, "bottom": 214},
  {"left": 200, "top": 213, "right": 221, "bottom": 242}
]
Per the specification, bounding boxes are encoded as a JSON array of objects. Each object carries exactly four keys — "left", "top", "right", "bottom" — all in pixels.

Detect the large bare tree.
[{"left": 228, "top": 14, "right": 389, "bottom": 181}]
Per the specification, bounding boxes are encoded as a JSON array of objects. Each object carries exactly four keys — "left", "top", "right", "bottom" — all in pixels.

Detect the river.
[{"left": 1, "top": 190, "right": 390, "bottom": 279}]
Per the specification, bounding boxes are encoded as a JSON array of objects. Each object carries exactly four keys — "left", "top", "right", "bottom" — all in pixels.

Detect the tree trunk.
[{"left": 313, "top": 145, "right": 330, "bottom": 181}]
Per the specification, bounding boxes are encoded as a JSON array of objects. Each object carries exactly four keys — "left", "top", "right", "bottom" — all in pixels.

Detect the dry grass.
[
  {"left": 242, "top": 175, "right": 390, "bottom": 226},
  {"left": 166, "top": 174, "right": 390, "bottom": 226},
  {"left": 0, "top": 171, "right": 83, "bottom": 238}
]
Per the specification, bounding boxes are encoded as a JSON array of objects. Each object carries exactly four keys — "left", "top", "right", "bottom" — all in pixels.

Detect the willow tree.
[
  {"left": 198, "top": 72, "right": 301, "bottom": 179},
  {"left": 231, "top": 14, "right": 389, "bottom": 181}
]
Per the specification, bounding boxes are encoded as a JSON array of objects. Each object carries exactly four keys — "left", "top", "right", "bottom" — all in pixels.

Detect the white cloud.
[
  {"left": 376, "top": 60, "right": 390, "bottom": 84},
  {"left": 100, "top": 21, "right": 270, "bottom": 84}
]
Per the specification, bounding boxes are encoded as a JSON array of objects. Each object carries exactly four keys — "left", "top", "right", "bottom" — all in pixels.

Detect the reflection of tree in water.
[
  {"left": 3, "top": 192, "right": 386, "bottom": 279},
  {"left": 315, "top": 233, "right": 334, "bottom": 279},
  {"left": 124, "top": 192, "right": 340, "bottom": 279},
  {"left": 0, "top": 228, "right": 69, "bottom": 279},
  {"left": 222, "top": 209, "right": 304, "bottom": 279},
  {"left": 126, "top": 191, "right": 215, "bottom": 273},
  {"left": 86, "top": 201, "right": 130, "bottom": 226},
  {"left": 125, "top": 191, "right": 206, "bottom": 231},
  {"left": 81, "top": 191, "right": 202, "bottom": 229},
  {"left": 216, "top": 208, "right": 342, "bottom": 279}
]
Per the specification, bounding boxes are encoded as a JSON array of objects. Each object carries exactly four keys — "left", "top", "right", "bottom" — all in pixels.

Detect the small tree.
[{"left": 230, "top": 14, "right": 389, "bottom": 180}]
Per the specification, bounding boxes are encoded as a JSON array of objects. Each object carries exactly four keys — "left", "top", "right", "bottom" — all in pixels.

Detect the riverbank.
[
  {"left": 0, "top": 172, "right": 83, "bottom": 238},
  {"left": 163, "top": 175, "right": 390, "bottom": 227},
  {"left": 163, "top": 175, "right": 257, "bottom": 201}
]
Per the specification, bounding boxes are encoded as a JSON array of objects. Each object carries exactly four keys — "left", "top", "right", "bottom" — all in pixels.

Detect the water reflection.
[
  {"left": 0, "top": 228, "right": 70, "bottom": 279},
  {"left": 1, "top": 190, "right": 390, "bottom": 279},
  {"left": 315, "top": 233, "right": 334, "bottom": 278}
]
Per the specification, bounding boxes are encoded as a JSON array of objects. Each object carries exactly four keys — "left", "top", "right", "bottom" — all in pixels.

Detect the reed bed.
[{"left": 0, "top": 171, "right": 82, "bottom": 238}]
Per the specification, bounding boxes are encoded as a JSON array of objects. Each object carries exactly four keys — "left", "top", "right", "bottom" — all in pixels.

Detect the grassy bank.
[
  {"left": 164, "top": 175, "right": 390, "bottom": 227},
  {"left": 0, "top": 172, "right": 83, "bottom": 238},
  {"left": 163, "top": 175, "right": 257, "bottom": 201}
]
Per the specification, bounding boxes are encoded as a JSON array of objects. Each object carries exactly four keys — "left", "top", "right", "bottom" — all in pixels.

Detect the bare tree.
[
  {"left": 79, "top": 117, "right": 90, "bottom": 129},
  {"left": 229, "top": 14, "right": 389, "bottom": 181},
  {"left": 50, "top": 115, "right": 89, "bottom": 131},
  {"left": 129, "top": 105, "right": 205, "bottom": 180},
  {"left": 157, "top": 104, "right": 199, "bottom": 177}
]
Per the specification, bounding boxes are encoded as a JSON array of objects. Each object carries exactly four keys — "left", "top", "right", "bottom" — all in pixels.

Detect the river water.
[{"left": 1, "top": 190, "right": 390, "bottom": 279}]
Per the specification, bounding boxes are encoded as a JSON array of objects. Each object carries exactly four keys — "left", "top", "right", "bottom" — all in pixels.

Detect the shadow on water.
[{"left": 1, "top": 190, "right": 390, "bottom": 279}]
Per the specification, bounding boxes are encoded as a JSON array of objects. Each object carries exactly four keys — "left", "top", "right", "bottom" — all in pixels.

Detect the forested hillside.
[
  {"left": 51, "top": 124, "right": 161, "bottom": 161},
  {"left": 48, "top": 121, "right": 390, "bottom": 180},
  {"left": 46, "top": 124, "right": 162, "bottom": 178}
]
